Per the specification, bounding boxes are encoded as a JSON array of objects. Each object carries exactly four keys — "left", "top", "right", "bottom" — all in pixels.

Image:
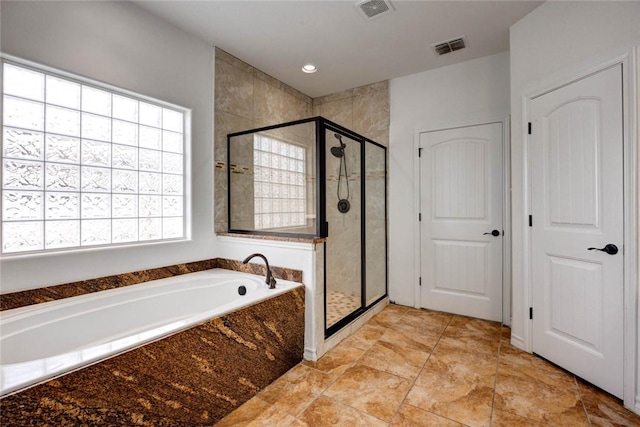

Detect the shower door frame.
[
  {"left": 227, "top": 117, "right": 388, "bottom": 338},
  {"left": 322, "top": 121, "right": 388, "bottom": 339},
  {"left": 228, "top": 117, "right": 325, "bottom": 238}
]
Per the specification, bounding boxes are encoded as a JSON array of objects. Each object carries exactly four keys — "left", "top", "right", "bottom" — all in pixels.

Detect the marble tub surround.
[
  {"left": 0, "top": 258, "right": 302, "bottom": 311},
  {"left": 0, "top": 286, "right": 305, "bottom": 425},
  {"left": 217, "top": 304, "right": 640, "bottom": 427},
  {"left": 217, "top": 257, "right": 302, "bottom": 283}
]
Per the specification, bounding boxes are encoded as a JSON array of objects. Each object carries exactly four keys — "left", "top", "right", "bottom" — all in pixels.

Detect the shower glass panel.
[
  {"left": 228, "top": 120, "right": 317, "bottom": 236},
  {"left": 325, "top": 129, "right": 362, "bottom": 329},
  {"left": 365, "top": 142, "right": 387, "bottom": 305}
]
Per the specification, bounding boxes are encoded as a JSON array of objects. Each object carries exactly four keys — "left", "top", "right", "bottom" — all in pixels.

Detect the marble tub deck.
[{"left": 218, "top": 304, "right": 640, "bottom": 427}]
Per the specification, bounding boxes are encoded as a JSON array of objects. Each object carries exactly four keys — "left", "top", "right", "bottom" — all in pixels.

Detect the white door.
[
  {"left": 419, "top": 123, "right": 503, "bottom": 322},
  {"left": 530, "top": 65, "right": 624, "bottom": 398}
]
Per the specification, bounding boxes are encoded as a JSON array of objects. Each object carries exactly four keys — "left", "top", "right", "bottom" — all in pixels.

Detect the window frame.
[{"left": 0, "top": 55, "right": 191, "bottom": 257}]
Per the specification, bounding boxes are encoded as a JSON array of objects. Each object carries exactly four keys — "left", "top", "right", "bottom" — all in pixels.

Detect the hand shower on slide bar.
[{"left": 331, "top": 134, "right": 350, "bottom": 213}]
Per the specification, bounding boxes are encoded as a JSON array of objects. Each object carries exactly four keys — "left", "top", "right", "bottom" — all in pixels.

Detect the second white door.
[
  {"left": 419, "top": 123, "right": 503, "bottom": 321},
  {"left": 530, "top": 65, "right": 624, "bottom": 398}
]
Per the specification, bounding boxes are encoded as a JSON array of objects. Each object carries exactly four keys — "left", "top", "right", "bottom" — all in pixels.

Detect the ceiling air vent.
[
  {"left": 355, "top": 0, "right": 394, "bottom": 21},
  {"left": 432, "top": 36, "right": 467, "bottom": 56}
]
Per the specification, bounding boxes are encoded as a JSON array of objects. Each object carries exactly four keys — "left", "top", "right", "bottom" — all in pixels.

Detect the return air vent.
[
  {"left": 355, "top": 0, "right": 394, "bottom": 21},
  {"left": 432, "top": 36, "right": 467, "bottom": 56}
]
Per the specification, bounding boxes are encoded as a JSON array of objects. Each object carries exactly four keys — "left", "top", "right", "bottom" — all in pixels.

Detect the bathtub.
[{"left": 0, "top": 269, "right": 300, "bottom": 397}]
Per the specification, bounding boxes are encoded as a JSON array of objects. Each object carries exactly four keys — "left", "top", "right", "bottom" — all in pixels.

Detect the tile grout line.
[
  {"left": 574, "top": 374, "right": 594, "bottom": 427},
  {"left": 291, "top": 312, "right": 401, "bottom": 425},
  {"left": 387, "top": 310, "right": 458, "bottom": 426},
  {"left": 488, "top": 326, "right": 505, "bottom": 426}
]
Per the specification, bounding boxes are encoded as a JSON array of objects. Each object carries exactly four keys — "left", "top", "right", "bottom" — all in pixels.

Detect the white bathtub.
[{"left": 0, "top": 269, "right": 300, "bottom": 396}]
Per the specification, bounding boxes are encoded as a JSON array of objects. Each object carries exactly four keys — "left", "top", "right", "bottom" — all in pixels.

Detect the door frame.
[
  {"left": 522, "top": 48, "right": 638, "bottom": 411},
  {"left": 413, "top": 115, "right": 511, "bottom": 325}
]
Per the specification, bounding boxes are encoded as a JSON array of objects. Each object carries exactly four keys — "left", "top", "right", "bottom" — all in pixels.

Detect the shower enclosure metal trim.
[
  {"left": 227, "top": 117, "right": 323, "bottom": 238},
  {"left": 322, "top": 122, "right": 388, "bottom": 338},
  {"left": 227, "top": 117, "right": 388, "bottom": 339}
]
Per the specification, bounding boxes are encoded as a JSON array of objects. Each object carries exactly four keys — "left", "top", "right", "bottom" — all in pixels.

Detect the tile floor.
[{"left": 217, "top": 304, "right": 640, "bottom": 426}]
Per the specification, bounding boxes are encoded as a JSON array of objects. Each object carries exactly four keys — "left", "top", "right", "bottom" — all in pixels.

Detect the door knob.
[
  {"left": 587, "top": 244, "right": 618, "bottom": 255},
  {"left": 483, "top": 229, "right": 500, "bottom": 237}
]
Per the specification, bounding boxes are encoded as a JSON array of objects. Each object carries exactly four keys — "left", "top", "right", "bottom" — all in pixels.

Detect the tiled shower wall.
[
  {"left": 214, "top": 48, "right": 313, "bottom": 232},
  {"left": 214, "top": 47, "right": 390, "bottom": 233},
  {"left": 312, "top": 81, "right": 390, "bottom": 147}
]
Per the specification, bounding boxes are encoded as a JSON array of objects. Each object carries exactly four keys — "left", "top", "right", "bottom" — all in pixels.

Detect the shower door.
[
  {"left": 365, "top": 142, "right": 387, "bottom": 305},
  {"left": 324, "top": 128, "right": 362, "bottom": 330}
]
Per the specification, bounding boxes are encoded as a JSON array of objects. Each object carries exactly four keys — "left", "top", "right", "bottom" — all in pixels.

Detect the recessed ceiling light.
[{"left": 302, "top": 64, "right": 317, "bottom": 74}]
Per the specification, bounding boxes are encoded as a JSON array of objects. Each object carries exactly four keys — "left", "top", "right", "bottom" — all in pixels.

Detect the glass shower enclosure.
[{"left": 228, "top": 117, "right": 387, "bottom": 338}]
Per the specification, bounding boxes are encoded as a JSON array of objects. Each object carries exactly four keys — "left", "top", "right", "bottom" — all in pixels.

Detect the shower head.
[{"left": 330, "top": 134, "right": 346, "bottom": 158}]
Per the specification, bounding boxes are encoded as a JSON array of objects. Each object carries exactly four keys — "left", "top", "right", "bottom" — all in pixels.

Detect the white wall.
[
  {"left": 509, "top": 0, "right": 639, "bottom": 411},
  {"left": 0, "top": 1, "right": 216, "bottom": 293},
  {"left": 388, "top": 52, "right": 510, "bottom": 306}
]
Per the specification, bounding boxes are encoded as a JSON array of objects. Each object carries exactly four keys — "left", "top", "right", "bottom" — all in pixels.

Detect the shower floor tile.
[
  {"left": 219, "top": 304, "right": 640, "bottom": 426},
  {"left": 326, "top": 290, "right": 360, "bottom": 327}
]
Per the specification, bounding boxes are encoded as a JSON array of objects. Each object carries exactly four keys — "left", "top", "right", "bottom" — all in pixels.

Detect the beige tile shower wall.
[
  {"left": 214, "top": 48, "right": 313, "bottom": 232},
  {"left": 312, "top": 80, "right": 390, "bottom": 147}
]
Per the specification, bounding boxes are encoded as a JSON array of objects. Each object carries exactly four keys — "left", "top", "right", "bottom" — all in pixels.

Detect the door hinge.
[
  {"left": 528, "top": 122, "right": 532, "bottom": 135},
  {"left": 419, "top": 213, "right": 422, "bottom": 221},
  {"left": 419, "top": 277, "right": 422, "bottom": 287},
  {"left": 528, "top": 215, "right": 533, "bottom": 227},
  {"left": 529, "top": 307, "right": 533, "bottom": 319},
  {"left": 418, "top": 148, "right": 423, "bottom": 157}
]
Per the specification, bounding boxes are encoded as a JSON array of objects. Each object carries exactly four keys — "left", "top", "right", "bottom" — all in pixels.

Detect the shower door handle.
[{"left": 483, "top": 230, "right": 500, "bottom": 237}]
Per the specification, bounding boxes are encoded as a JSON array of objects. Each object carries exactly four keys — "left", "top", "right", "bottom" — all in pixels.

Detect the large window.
[
  {"left": 253, "top": 135, "right": 306, "bottom": 230},
  {"left": 1, "top": 60, "right": 187, "bottom": 254}
]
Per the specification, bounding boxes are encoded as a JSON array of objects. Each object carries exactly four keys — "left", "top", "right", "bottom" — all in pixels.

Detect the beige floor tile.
[
  {"left": 436, "top": 333, "right": 499, "bottom": 356},
  {"left": 405, "top": 382, "right": 493, "bottom": 427},
  {"left": 379, "top": 326, "right": 439, "bottom": 353},
  {"left": 415, "top": 346, "right": 498, "bottom": 387},
  {"left": 339, "top": 324, "right": 387, "bottom": 351},
  {"left": 215, "top": 395, "right": 295, "bottom": 427},
  {"left": 494, "top": 370, "right": 588, "bottom": 425},
  {"left": 296, "top": 396, "right": 387, "bottom": 427},
  {"left": 448, "top": 315, "right": 501, "bottom": 336},
  {"left": 302, "top": 344, "right": 364, "bottom": 376},
  {"left": 357, "top": 340, "right": 430, "bottom": 380},
  {"left": 259, "top": 364, "right": 335, "bottom": 416},
  {"left": 490, "top": 408, "right": 546, "bottom": 426},
  {"left": 395, "top": 309, "right": 452, "bottom": 335},
  {"left": 406, "top": 345, "right": 496, "bottom": 426},
  {"left": 578, "top": 379, "right": 640, "bottom": 426},
  {"left": 323, "top": 364, "right": 411, "bottom": 422},
  {"left": 390, "top": 403, "right": 465, "bottom": 426},
  {"left": 368, "top": 309, "right": 406, "bottom": 328},
  {"left": 498, "top": 346, "right": 576, "bottom": 390},
  {"left": 383, "top": 303, "right": 412, "bottom": 315},
  {"left": 500, "top": 325, "right": 512, "bottom": 341}
]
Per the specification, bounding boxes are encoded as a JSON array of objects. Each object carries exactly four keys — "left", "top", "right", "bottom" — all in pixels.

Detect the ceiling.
[{"left": 135, "top": 0, "right": 543, "bottom": 98}]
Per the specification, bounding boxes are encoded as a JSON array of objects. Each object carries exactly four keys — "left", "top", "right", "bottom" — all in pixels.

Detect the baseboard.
[
  {"left": 634, "top": 396, "right": 640, "bottom": 416},
  {"left": 304, "top": 347, "right": 317, "bottom": 362},
  {"left": 510, "top": 334, "right": 526, "bottom": 352}
]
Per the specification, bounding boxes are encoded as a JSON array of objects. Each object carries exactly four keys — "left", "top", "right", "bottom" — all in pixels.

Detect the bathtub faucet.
[{"left": 242, "top": 253, "right": 277, "bottom": 289}]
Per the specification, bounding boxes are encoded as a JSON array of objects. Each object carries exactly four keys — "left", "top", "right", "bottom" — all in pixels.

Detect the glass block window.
[
  {"left": 253, "top": 135, "right": 306, "bottom": 230},
  {"left": 1, "top": 60, "right": 186, "bottom": 254}
]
